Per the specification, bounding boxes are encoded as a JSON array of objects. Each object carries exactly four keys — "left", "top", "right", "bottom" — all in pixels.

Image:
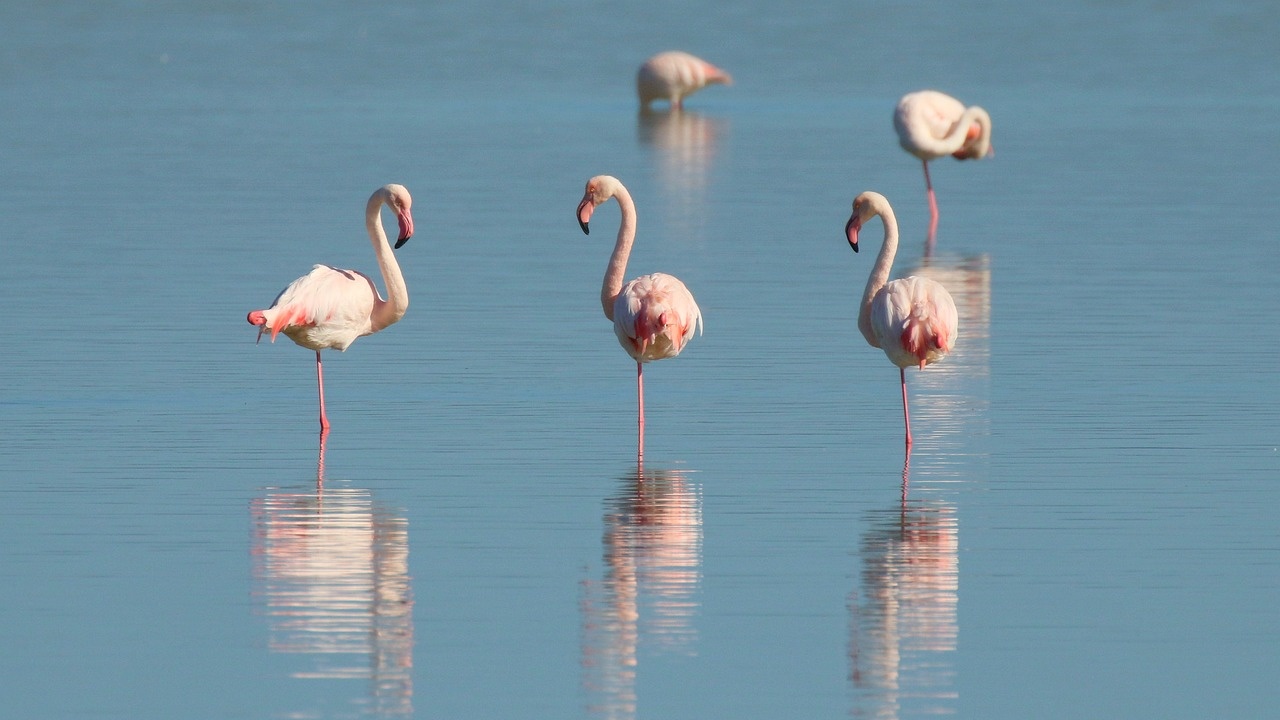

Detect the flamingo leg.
[
  {"left": 636, "top": 362, "right": 645, "bottom": 462},
  {"left": 315, "top": 351, "right": 331, "bottom": 431},
  {"left": 900, "top": 367, "right": 912, "bottom": 448},
  {"left": 923, "top": 160, "right": 939, "bottom": 237},
  {"left": 901, "top": 448, "right": 911, "bottom": 503},
  {"left": 317, "top": 427, "right": 329, "bottom": 487}
]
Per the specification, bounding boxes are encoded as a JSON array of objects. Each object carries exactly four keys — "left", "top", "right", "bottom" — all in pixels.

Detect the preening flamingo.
[
  {"left": 247, "top": 184, "right": 414, "bottom": 430},
  {"left": 845, "top": 191, "right": 957, "bottom": 448},
  {"left": 577, "top": 175, "right": 703, "bottom": 460},
  {"left": 637, "top": 51, "right": 732, "bottom": 110},
  {"left": 893, "top": 90, "right": 992, "bottom": 233}
]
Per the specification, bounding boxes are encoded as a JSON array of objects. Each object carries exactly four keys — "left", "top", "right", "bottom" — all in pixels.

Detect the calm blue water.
[{"left": 2, "top": 1, "right": 1278, "bottom": 718}]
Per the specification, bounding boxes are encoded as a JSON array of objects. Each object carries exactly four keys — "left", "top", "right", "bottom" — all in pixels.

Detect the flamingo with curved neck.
[
  {"left": 248, "top": 184, "right": 415, "bottom": 430},
  {"left": 846, "top": 191, "right": 957, "bottom": 448},
  {"left": 577, "top": 175, "right": 703, "bottom": 461},
  {"left": 894, "top": 90, "right": 993, "bottom": 234}
]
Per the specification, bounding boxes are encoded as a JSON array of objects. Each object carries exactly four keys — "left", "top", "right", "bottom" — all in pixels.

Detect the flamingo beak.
[
  {"left": 577, "top": 197, "right": 594, "bottom": 235},
  {"left": 845, "top": 214, "right": 861, "bottom": 252},
  {"left": 394, "top": 208, "right": 414, "bottom": 249}
]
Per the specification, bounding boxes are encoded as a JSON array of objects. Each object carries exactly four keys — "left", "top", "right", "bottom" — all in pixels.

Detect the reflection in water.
[
  {"left": 250, "top": 483, "right": 414, "bottom": 717},
  {"left": 581, "top": 466, "right": 703, "bottom": 719},
  {"left": 637, "top": 108, "right": 726, "bottom": 236},
  {"left": 849, "top": 498, "right": 959, "bottom": 718}
]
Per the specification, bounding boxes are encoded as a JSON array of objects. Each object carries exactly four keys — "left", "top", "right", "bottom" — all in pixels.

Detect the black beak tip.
[
  {"left": 578, "top": 219, "right": 590, "bottom": 235},
  {"left": 394, "top": 234, "right": 411, "bottom": 249},
  {"left": 849, "top": 240, "right": 859, "bottom": 253}
]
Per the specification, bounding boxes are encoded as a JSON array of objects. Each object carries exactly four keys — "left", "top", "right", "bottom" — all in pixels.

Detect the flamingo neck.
[
  {"left": 367, "top": 193, "right": 408, "bottom": 333},
  {"left": 601, "top": 184, "right": 637, "bottom": 321},
  {"left": 858, "top": 199, "right": 899, "bottom": 347},
  {"left": 951, "top": 106, "right": 992, "bottom": 156}
]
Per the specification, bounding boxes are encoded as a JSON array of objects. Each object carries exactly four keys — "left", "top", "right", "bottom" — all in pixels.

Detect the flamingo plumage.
[
  {"left": 637, "top": 51, "right": 732, "bottom": 110},
  {"left": 577, "top": 175, "right": 703, "bottom": 461},
  {"left": 845, "top": 191, "right": 958, "bottom": 448},
  {"left": 893, "top": 90, "right": 993, "bottom": 233},
  {"left": 247, "top": 184, "right": 414, "bottom": 430}
]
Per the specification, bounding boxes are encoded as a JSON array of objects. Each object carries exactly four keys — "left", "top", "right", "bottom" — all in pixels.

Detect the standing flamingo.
[
  {"left": 845, "top": 191, "right": 957, "bottom": 448},
  {"left": 893, "top": 90, "right": 993, "bottom": 234},
  {"left": 247, "top": 184, "right": 414, "bottom": 430},
  {"left": 577, "top": 175, "right": 703, "bottom": 461},
  {"left": 637, "top": 51, "right": 733, "bottom": 110}
]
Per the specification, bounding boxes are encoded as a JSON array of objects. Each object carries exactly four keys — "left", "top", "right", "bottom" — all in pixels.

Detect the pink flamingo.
[
  {"left": 637, "top": 51, "right": 732, "bottom": 110},
  {"left": 893, "top": 90, "right": 993, "bottom": 234},
  {"left": 577, "top": 175, "right": 703, "bottom": 460},
  {"left": 846, "top": 191, "right": 958, "bottom": 448},
  {"left": 247, "top": 184, "right": 414, "bottom": 430}
]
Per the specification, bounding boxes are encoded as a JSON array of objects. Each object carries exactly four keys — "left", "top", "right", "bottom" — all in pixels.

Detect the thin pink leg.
[
  {"left": 900, "top": 367, "right": 912, "bottom": 448},
  {"left": 315, "top": 351, "right": 331, "bottom": 431},
  {"left": 923, "top": 160, "right": 939, "bottom": 237},
  {"left": 636, "top": 362, "right": 645, "bottom": 462}
]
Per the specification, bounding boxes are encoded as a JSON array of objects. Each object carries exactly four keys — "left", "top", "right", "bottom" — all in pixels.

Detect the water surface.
[{"left": 1, "top": 1, "right": 1277, "bottom": 718}]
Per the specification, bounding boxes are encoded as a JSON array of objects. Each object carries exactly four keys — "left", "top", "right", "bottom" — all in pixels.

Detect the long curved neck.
[
  {"left": 367, "top": 194, "right": 408, "bottom": 332},
  {"left": 946, "top": 106, "right": 991, "bottom": 155},
  {"left": 601, "top": 185, "right": 637, "bottom": 321},
  {"left": 857, "top": 200, "right": 898, "bottom": 347},
  {"left": 915, "top": 106, "right": 991, "bottom": 157}
]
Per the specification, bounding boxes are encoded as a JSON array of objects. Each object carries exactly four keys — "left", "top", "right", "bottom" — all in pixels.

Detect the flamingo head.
[
  {"left": 846, "top": 191, "right": 890, "bottom": 253},
  {"left": 577, "top": 175, "right": 622, "bottom": 235},
  {"left": 379, "top": 184, "right": 414, "bottom": 249}
]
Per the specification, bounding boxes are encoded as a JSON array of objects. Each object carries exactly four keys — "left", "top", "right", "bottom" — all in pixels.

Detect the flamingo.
[
  {"left": 637, "top": 51, "right": 732, "bottom": 110},
  {"left": 893, "top": 90, "right": 993, "bottom": 234},
  {"left": 247, "top": 184, "right": 414, "bottom": 430},
  {"left": 577, "top": 175, "right": 703, "bottom": 461},
  {"left": 845, "top": 191, "right": 957, "bottom": 448}
]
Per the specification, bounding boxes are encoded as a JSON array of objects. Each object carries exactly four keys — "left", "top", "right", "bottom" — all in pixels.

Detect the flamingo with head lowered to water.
[{"left": 637, "top": 51, "right": 732, "bottom": 110}]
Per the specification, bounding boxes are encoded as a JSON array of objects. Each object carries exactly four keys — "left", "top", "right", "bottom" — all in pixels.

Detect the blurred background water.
[{"left": 1, "top": 1, "right": 1277, "bottom": 718}]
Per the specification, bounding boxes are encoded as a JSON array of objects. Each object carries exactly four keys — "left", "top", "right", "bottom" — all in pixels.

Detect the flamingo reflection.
[
  {"left": 250, "top": 481, "right": 413, "bottom": 717},
  {"left": 849, "top": 497, "right": 959, "bottom": 718},
  {"left": 637, "top": 108, "right": 726, "bottom": 237},
  {"left": 581, "top": 466, "right": 703, "bottom": 719}
]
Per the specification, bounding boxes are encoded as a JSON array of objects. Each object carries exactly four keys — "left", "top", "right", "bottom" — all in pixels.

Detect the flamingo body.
[
  {"left": 846, "top": 191, "right": 957, "bottom": 447},
  {"left": 613, "top": 273, "right": 702, "bottom": 364},
  {"left": 248, "top": 184, "right": 415, "bottom": 429},
  {"left": 867, "top": 275, "right": 957, "bottom": 372},
  {"left": 893, "top": 90, "right": 992, "bottom": 230},
  {"left": 894, "top": 91, "right": 991, "bottom": 162},
  {"left": 249, "top": 265, "right": 383, "bottom": 351},
  {"left": 637, "top": 51, "right": 732, "bottom": 110},
  {"left": 577, "top": 175, "right": 702, "bottom": 459}
]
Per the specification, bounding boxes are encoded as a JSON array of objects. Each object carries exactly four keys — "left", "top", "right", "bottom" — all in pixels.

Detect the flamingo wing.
[
  {"left": 613, "top": 273, "right": 703, "bottom": 362},
  {"left": 255, "top": 264, "right": 381, "bottom": 351}
]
